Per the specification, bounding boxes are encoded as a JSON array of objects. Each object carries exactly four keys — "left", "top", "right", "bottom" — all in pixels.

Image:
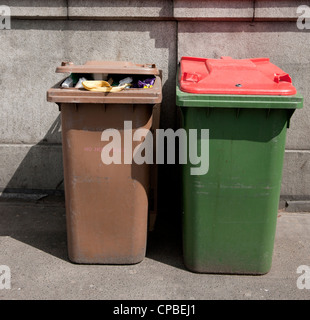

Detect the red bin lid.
[{"left": 179, "top": 56, "right": 297, "bottom": 96}]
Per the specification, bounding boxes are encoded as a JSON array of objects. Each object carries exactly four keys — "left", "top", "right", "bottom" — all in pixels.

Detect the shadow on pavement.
[
  {"left": 0, "top": 196, "right": 186, "bottom": 270},
  {"left": 0, "top": 196, "right": 68, "bottom": 262},
  {"left": 146, "top": 212, "right": 185, "bottom": 270}
]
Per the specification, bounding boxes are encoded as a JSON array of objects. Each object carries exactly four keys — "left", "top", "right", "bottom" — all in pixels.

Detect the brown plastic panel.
[
  {"left": 61, "top": 103, "right": 155, "bottom": 264},
  {"left": 56, "top": 60, "right": 160, "bottom": 75},
  {"left": 47, "top": 76, "right": 162, "bottom": 104},
  {"left": 48, "top": 60, "right": 162, "bottom": 264}
]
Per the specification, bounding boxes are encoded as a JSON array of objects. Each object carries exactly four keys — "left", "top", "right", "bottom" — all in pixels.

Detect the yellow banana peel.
[{"left": 82, "top": 79, "right": 130, "bottom": 92}]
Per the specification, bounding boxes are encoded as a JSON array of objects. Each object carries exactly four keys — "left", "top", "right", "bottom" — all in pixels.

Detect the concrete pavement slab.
[{"left": 0, "top": 198, "right": 310, "bottom": 300}]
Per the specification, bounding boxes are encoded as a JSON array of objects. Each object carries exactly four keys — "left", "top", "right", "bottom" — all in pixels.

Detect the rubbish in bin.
[
  {"left": 177, "top": 56, "right": 303, "bottom": 275},
  {"left": 61, "top": 76, "right": 73, "bottom": 88},
  {"left": 47, "top": 60, "right": 162, "bottom": 264},
  {"left": 119, "top": 76, "right": 133, "bottom": 86},
  {"left": 75, "top": 77, "right": 87, "bottom": 89},
  {"left": 82, "top": 79, "right": 130, "bottom": 92},
  {"left": 137, "top": 77, "right": 155, "bottom": 89}
]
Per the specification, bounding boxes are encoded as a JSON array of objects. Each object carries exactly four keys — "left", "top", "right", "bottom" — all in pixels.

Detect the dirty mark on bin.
[{"left": 196, "top": 191, "right": 209, "bottom": 195}]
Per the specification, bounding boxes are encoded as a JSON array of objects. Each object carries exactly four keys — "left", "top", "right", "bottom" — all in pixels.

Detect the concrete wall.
[{"left": 0, "top": 0, "right": 309, "bottom": 212}]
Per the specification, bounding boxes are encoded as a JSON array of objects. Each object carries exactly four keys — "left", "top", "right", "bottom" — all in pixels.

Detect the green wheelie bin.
[{"left": 177, "top": 56, "right": 303, "bottom": 274}]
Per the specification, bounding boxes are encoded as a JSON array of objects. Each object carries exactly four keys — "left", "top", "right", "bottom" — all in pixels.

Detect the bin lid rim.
[{"left": 176, "top": 85, "right": 303, "bottom": 109}]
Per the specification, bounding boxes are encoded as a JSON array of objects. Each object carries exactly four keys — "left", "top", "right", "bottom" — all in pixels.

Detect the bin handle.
[
  {"left": 61, "top": 61, "right": 74, "bottom": 66},
  {"left": 183, "top": 72, "right": 202, "bottom": 83},
  {"left": 143, "top": 63, "right": 156, "bottom": 69},
  {"left": 274, "top": 73, "right": 292, "bottom": 83}
]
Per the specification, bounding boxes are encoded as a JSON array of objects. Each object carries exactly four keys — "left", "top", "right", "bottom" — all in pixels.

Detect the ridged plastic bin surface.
[
  {"left": 181, "top": 107, "right": 289, "bottom": 274},
  {"left": 61, "top": 103, "right": 152, "bottom": 264}
]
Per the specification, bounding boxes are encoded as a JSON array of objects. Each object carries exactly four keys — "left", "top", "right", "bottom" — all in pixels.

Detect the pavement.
[{"left": 0, "top": 195, "right": 310, "bottom": 301}]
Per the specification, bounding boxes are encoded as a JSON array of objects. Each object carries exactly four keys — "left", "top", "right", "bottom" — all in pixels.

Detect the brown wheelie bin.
[{"left": 47, "top": 61, "right": 162, "bottom": 264}]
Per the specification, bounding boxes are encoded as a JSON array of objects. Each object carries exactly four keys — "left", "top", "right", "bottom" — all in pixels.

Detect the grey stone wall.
[{"left": 1, "top": 1, "right": 309, "bottom": 212}]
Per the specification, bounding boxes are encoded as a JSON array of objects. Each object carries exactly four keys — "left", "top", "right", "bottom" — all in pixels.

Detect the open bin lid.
[
  {"left": 47, "top": 61, "right": 162, "bottom": 104},
  {"left": 56, "top": 60, "right": 160, "bottom": 76},
  {"left": 179, "top": 56, "right": 297, "bottom": 96}
]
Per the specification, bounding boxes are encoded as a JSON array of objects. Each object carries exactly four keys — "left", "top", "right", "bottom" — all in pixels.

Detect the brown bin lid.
[{"left": 56, "top": 60, "right": 160, "bottom": 76}]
